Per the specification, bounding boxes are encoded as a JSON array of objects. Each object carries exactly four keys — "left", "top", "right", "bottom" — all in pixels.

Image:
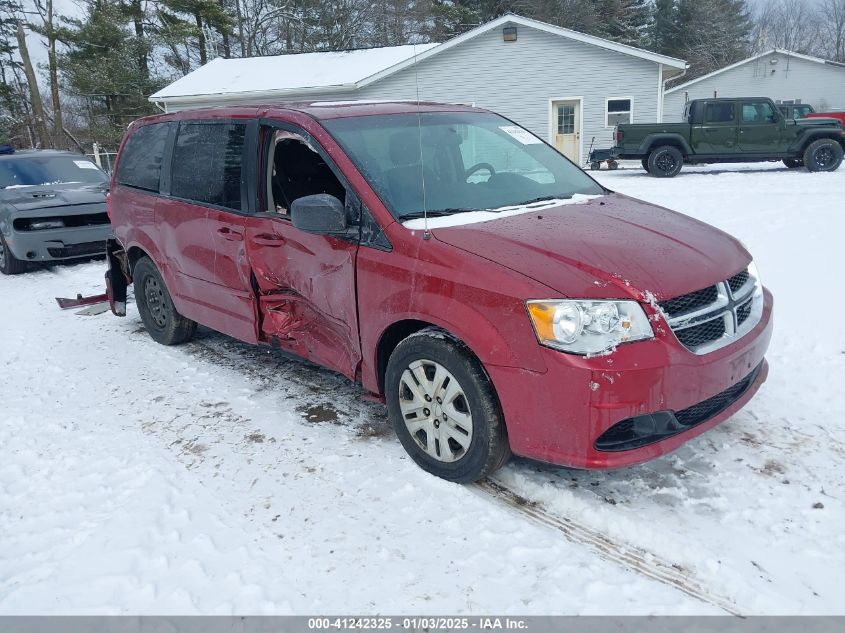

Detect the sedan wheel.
[
  {"left": 0, "top": 235, "right": 26, "bottom": 275},
  {"left": 399, "top": 359, "right": 473, "bottom": 463}
]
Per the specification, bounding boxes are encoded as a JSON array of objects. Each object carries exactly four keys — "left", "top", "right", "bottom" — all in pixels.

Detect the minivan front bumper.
[{"left": 486, "top": 288, "right": 773, "bottom": 469}]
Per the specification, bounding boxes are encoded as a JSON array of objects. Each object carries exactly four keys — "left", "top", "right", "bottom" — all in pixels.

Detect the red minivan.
[{"left": 106, "top": 102, "right": 773, "bottom": 482}]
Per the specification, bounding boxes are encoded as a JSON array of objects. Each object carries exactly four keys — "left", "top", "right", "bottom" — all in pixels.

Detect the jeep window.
[
  {"left": 0, "top": 154, "right": 107, "bottom": 189},
  {"left": 704, "top": 102, "right": 735, "bottom": 123},
  {"left": 171, "top": 122, "right": 246, "bottom": 210},
  {"left": 323, "top": 112, "right": 603, "bottom": 220},
  {"left": 116, "top": 122, "right": 171, "bottom": 192},
  {"left": 742, "top": 102, "right": 778, "bottom": 124},
  {"left": 792, "top": 105, "right": 814, "bottom": 119},
  {"left": 265, "top": 129, "right": 346, "bottom": 215},
  {"left": 606, "top": 99, "right": 632, "bottom": 126}
]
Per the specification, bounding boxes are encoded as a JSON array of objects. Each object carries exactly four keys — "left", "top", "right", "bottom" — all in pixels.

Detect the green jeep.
[{"left": 612, "top": 97, "right": 845, "bottom": 177}]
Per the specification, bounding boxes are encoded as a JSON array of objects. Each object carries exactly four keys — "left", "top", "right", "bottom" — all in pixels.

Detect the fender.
[
  {"left": 362, "top": 290, "right": 548, "bottom": 395},
  {"left": 639, "top": 134, "right": 693, "bottom": 156},
  {"left": 788, "top": 129, "right": 845, "bottom": 153}
]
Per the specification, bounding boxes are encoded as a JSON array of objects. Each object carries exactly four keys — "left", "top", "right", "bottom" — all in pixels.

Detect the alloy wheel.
[
  {"left": 814, "top": 147, "right": 835, "bottom": 169},
  {"left": 656, "top": 152, "right": 677, "bottom": 173},
  {"left": 398, "top": 359, "right": 473, "bottom": 463},
  {"left": 0, "top": 238, "right": 6, "bottom": 269}
]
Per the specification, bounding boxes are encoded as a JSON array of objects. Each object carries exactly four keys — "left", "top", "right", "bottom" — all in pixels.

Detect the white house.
[
  {"left": 149, "top": 14, "right": 687, "bottom": 165},
  {"left": 663, "top": 49, "right": 845, "bottom": 122}
]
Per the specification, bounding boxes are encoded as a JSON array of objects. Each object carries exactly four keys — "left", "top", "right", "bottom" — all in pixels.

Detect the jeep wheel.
[
  {"left": 590, "top": 161, "right": 601, "bottom": 171},
  {"left": 133, "top": 256, "right": 197, "bottom": 345},
  {"left": 783, "top": 158, "right": 803, "bottom": 169},
  {"left": 386, "top": 327, "right": 511, "bottom": 483},
  {"left": 646, "top": 145, "right": 684, "bottom": 178},
  {"left": 803, "top": 139, "right": 844, "bottom": 172},
  {"left": 0, "top": 235, "right": 27, "bottom": 275}
]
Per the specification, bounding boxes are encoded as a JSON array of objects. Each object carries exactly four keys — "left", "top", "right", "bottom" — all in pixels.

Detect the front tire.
[
  {"left": 0, "top": 235, "right": 27, "bottom": 275},
  {"left": 133, "top": 256, "right": 197, "bottom": 345},
  {"left": 386, "top": 328, "right": 511, "bottom": 483},
  {"left": 646, "top": 145, "right": 684, "bottom": 178},
  {"left": 803, "top": 139, "right": 844, "bottom": 172}
]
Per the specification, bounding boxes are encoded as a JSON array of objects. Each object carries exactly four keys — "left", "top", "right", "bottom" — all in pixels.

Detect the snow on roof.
[{"left": 149, "top": 43, "right": 439, "bottom": 101}]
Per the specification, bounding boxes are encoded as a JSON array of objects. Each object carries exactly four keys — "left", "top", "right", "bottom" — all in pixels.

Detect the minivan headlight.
[{"left": 526, "top": 299, "right": 654, "bottom": 355}]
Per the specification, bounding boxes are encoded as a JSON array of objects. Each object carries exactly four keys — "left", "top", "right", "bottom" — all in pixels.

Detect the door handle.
[
  {"left": 252, "top": 233, "right": 285, "bottom": 247},
  {"left": 217, "top": 227, "right": 244, "bottom": 241}
]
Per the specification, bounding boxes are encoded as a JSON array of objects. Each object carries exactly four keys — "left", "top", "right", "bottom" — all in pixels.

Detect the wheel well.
[
  {"left": 647, "top": 141, "right": 686, "bottom": 156},
  {"left": 126, "top": 246, "right": 149, "bottom": 274},
  {"left": 376, "top": 319, "right": 438, "bottom": 394}
]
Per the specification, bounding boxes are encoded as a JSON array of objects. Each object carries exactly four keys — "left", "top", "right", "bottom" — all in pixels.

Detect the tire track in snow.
[
  {"left": 473, "top": 480, "right": 743, "bottom": 615},
  {"left": 174, "top": 328, "right": 743, "bottom": 614}
]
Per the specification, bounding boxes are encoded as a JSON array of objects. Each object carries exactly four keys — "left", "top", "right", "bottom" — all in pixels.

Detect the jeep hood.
[
  {"left": 431, "top": 193, "right": 750, "bottom": 302},
  {"left": 794, "top": 117, "right": 842, "bottom": 128}
]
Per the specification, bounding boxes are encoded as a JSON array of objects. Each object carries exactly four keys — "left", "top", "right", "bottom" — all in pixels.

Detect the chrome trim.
[{"left": 664, "top": 268, "right": 763, "bottom": 355}]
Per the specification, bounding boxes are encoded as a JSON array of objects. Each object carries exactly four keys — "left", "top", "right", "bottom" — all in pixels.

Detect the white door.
[{"left": 553, "top": 100, "right": 580, "bottom": 163}]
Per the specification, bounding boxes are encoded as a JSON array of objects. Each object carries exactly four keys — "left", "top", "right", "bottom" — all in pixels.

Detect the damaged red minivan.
[{"left": 106, "top": 102, "right": 773, "bottom": 482}]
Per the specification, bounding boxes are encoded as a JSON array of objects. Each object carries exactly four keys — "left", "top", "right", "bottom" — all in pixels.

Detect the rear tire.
[
  {"left": 783, "top": 158, "right": 803, "bottom": 169},
  {"left": 803, "top": 139, "right": 843, "bottom": 172},
  {"left": 590, "top": 162, "right": 601, "bottom": 171},
  {"left": 133, "top": 256, "right": 197, "bottom": 345},
  {"left": 608, "top": 160, "right": 619, "bottom": 170},
  {"left": 386, "top": 327, "right": 511, "bottom": 483},
  {"left": 0, "top": 235, "right": 27, "bottom": 275},
  {"left": 646, "top": 145, "right": 684, "bottom": 178}
]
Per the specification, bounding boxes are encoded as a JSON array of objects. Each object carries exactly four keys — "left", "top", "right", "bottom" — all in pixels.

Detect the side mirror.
[{"left": 290, "top": 194, "right": 347, "bottom": 235}]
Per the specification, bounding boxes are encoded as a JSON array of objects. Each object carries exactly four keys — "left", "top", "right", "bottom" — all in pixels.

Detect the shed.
[
  {"left": 663, "top": 49, "right": 845, "bottom": 122},
  {"left": 150, "top": 14, "right": 686, "bottom": 165}
]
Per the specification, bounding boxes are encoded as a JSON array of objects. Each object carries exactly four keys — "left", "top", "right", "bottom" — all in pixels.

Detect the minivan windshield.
[
  {"left": 0, "top": 155, "right": 108, "bottom": 189},
  {"left": 323, "top": 111, "right": 603, "bottom": 220}
]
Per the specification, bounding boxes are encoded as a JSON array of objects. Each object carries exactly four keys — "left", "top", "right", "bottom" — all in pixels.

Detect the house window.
[
  {"left": 557, "top": 105, "right": 575, "bottom": 134},
  {"left": 606, "top": 98, "right": 632, "bottom": 126}
]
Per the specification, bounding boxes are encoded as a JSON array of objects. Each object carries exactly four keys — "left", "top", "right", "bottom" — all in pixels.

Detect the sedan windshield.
[
  {"left": 0, "top": 155, "right": 108, "bottom": 189},
  {"left": 323, "top": 111, "right": 603, "bottom": 220}
]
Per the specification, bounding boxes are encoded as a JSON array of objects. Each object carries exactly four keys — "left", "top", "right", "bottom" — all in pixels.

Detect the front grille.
[
  {"left": 595, "top": 363, "right": 763, "bottom": 452},
  {"left": 728, "top": 270, "right": 749, "bottom": 293},
  {"left": 47, "top": 241, "right": 107, "bottom": 258},
  {"left": 13, "top": 212, "right": 110, "bottom": 231},
  {"left": 675, "top": 364, "right": 761, "bottom": 426},
  {"left": 659, "top": 266, "right": 761, "bottom": 354},
  {"left": 675, "top": 318, "right": 726, "bottom": 348},
  {"left": 736, "top": 299, "right": 753, "bottom": 326},
  {"left": 658, "top": 285, "right": 718, "bottom": 318}
]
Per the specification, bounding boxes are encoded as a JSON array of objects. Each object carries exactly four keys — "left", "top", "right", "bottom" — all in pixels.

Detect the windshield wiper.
[
  {"left": 515, "top": 194, "right": 573, "bottom": 206},
  {"left": 401, "top": 208, "right": 477, "bottom": 220}
]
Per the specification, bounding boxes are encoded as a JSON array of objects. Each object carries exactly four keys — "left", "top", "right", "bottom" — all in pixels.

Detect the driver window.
[{"left": 265, "top": 129, "right": 345, "bottom": 214}]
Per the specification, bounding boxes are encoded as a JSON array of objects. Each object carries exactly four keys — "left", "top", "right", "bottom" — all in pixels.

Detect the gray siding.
[
  {"left": 164, "top": 22, "right": 666, "bottom": 163},
  {"left": 663, "top": 53, "right": 845, "bottom": 122},
  {"left": 354, "top": 24, "right": 662, "bottom": 162}
]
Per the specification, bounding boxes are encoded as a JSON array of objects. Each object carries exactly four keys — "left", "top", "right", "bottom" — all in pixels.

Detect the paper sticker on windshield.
[
  {"left": 499, "top": 126, "right": 542, "bottom": 145},
  {"left": 74, "top": 160, "right": 99, "bottom": 170}
]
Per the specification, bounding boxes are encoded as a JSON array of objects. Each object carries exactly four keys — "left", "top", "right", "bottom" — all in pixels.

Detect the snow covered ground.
[{"left": 1, "top": 162, "right": 843, "bottom": 615}]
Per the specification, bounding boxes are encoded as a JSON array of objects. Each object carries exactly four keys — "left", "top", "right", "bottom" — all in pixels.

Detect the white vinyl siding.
[{"left": 663, "top": 53, "right": 845, "bottom": 122}]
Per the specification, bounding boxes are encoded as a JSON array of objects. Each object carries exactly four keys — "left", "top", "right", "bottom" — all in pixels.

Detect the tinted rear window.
[
  {"left": 171, "top": 122, "right": 246, "bottom": 210},
  {"left": 116, "top": 122, "right": 172, "bottom": 192}
]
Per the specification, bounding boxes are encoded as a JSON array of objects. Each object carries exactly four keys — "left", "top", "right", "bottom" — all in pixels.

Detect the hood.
[
  {"left": 431, "top": 193, "right": 750, "bottom": 302},
  {"left": 0, "top": 182, "right": 108, "bottom": 213},
  {"left": 794, "top": 117, "right": 842, "bottom": 128}
]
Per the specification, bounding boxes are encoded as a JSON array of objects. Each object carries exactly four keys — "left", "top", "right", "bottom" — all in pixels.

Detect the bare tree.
[
  {"left": 14, "top": 19, "right": 50, "bottom": 147},
  {"left": 753, "top": 0, "right": 821, "bottom": 54},
  {"left": 820, "top": 0, "right": 845, "bottom": 61}
]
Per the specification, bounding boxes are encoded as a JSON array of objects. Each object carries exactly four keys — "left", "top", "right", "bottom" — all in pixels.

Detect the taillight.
[
  {"left": 614, "top": 128, "right": 624, "bottom": 143},
  {"left": 106, "top": 192, "right": 112, "bottom": 220}
]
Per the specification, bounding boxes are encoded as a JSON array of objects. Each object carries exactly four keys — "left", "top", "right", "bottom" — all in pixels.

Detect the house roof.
[
  {"left": 666, "top": 49, "right": 845, "bottom": 94},
  {"left": 149, "top": 43, "right": 440, "bottom": 102},
  {"left": 151, "top": 13, "right": 687, "bottom": 106}
]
